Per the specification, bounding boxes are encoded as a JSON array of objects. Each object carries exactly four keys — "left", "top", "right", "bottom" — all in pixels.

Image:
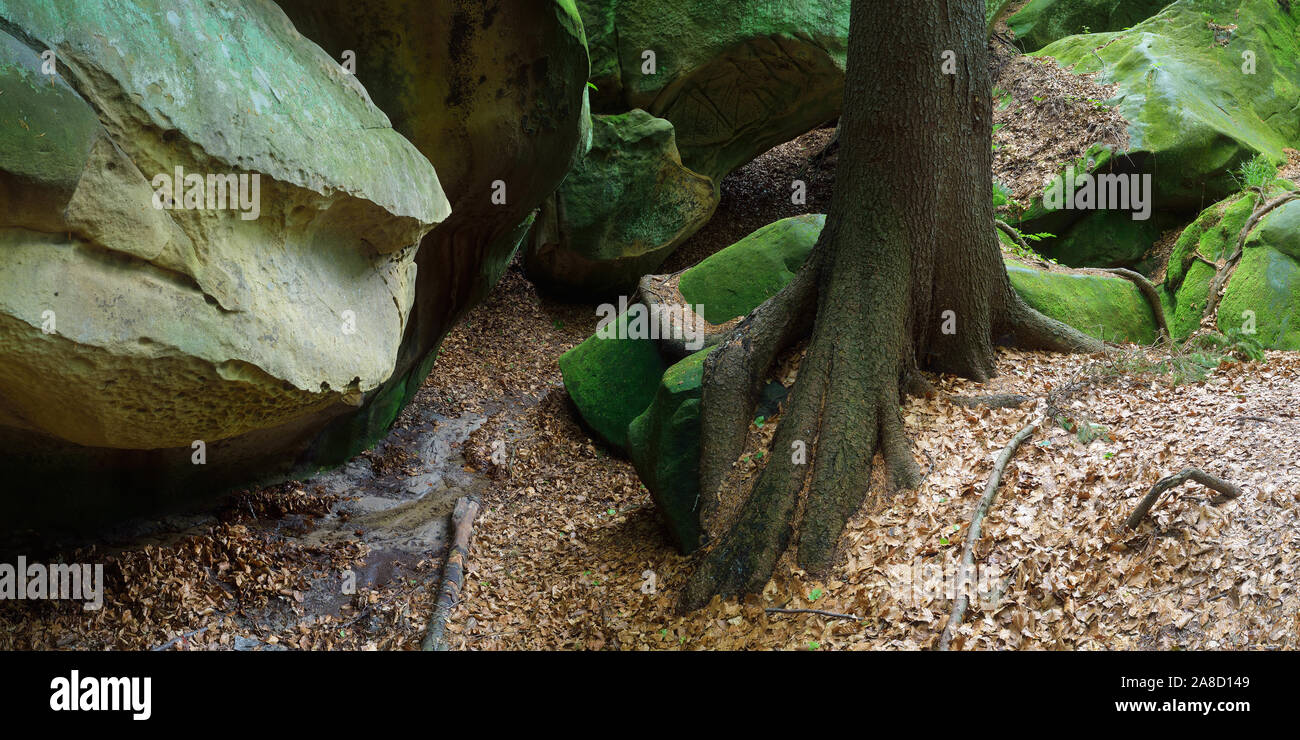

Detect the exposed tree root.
[
  {"left": 682, "top": 320, "right": 834, "bottom": 611},
  {"left": 951, "top": 393, "right": 1032, "bottom": 409},
  {"left": 1000, "top": 292, "right": 1106, "bottom": 353},
  {"left": 937, "top": 411, "right": 1044, "bottom": 651},
  {"left": 421, "top": 497, "right": 481, "bottom": 651},
  {"left": 695, "top": 250, "right": 822, "bottom": 524},
  {"left": 1095, "top": 267, "right": 1170, "bottom": 340},
  {"left": 684, "top": 280, "right": 1103, "bottom": 611},
  {"left": 765, "top": 607, "right": 862, "bottom": 621},
  {"left": 1124, "top": 468, "right": 1241, "bottom": 530}
]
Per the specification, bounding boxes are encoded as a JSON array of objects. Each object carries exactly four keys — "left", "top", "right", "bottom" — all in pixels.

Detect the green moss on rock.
[
  {"left": 1009, "top": 0, "right": 1170, "bottom": 51},
  {"left": 1036, "top": 0, "right": 1300, "bottom": 209},
  {"left": 575, "top": 0, "right": 850, "bottom": 181},
  {"left": 1218, "top": 245, "right": 1300, "bottom": 349},
  {"left": 1007, "top": 260, "right": 1159, "bottom": 343},
  {"left": 627, "top": 348, "right": 712, "bottom": 552},
  {"left": 1042, "top": 208, "right": 1180, "bottom": 269},
  {"left": 558, "top": 312, "right": 668, "bottom": 450},
  {"left": 678, "top": 214, "right": 824, "bottom": 324},
  {"left": 524, "top": 109, "right": 718, "bottom": 297}
]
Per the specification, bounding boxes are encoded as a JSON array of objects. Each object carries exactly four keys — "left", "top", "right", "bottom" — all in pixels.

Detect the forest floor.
[
  {"left": 432, "top": 275, "right": 1300, "bottom": 651},
  {"left": 13, "top": 254, "right": 1295, "bottom": 651}
]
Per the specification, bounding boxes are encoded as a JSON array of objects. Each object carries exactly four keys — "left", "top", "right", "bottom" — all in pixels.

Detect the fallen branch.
[
  {"left": 937, "top": 412, "right": 1045, "bottom": 651},
  {"left": 951, "top": 393, "right": 1032, "bottom": 410},
  {"left": 421, "top": 497, "right": 482, "bottom": 651},
  {"left": 764, "top": 607, "right": 863, "bottom": 622},
  {"left": 1124, "top": 468, "right": 1241, "bottom": 529}
]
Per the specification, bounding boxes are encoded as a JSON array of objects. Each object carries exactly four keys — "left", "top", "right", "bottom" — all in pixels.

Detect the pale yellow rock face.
[{"left": 0, "top": 0, "right": 449, "bottom": 451}]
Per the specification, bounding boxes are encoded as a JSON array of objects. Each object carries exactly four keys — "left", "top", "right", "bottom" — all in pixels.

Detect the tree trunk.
[{"left": 682, "top": 0, "right": 1100, "bottom": 611}]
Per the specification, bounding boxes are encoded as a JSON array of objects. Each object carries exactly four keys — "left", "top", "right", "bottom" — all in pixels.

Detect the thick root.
[
  {"left": 696, "top": 252, "right": 821, "bottom": 523},
  {"left": 999, "top": 292, "right": 1105, "bottom": 353},
  {"left": 1094, "top": 267, "right": 1170, "bottom": 341},
  {"left": 681, "top": 325, "right": 832, "bottom": 611}
]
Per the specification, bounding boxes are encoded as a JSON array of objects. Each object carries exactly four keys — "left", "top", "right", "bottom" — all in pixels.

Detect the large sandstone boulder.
[
  {"left": 1010, "top": 0, "right": 1300, "bottom": 267},
  {"left": 576, "top": 0, "right": 849, "bottom": 182},
  {"left": 1008, "top": 0, "right": 1172, "bottom": 51},
  {"left": 0, "top": 0, "right": 447, "bottom": 528},
  {"left": 524, "top": 109, "right": 717, "bottom": 296},
  {"left": 561, "top": 215, "right": 1162, "bottom": 551},
  {"left": 1166, "top": 183, "right": 1300, "bottom": 349},
  {"left": 271, "top": 0, "right": 591, "bottom": 462}
]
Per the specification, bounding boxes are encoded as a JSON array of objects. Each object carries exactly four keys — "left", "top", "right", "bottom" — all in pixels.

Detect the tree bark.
[{"left": 682, "top": 0, "right": 1101, "bottom": 611}]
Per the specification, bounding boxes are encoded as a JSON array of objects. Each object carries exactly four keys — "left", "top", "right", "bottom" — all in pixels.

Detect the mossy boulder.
[
  {"left": 524, "top": 110, "right": 718, "bottom": 297},
  {"left": 1008, "top": 0, "right": 1172, "bottom": 51},
  {"left": 1005, "top": 262, "right": 1160, "bottom": 343},
  {"left": 1218, "top": 244, "right": 1300, "bottom": 349},
  {"left": 1033, "top": 0, "right": 1300, "bottom": 211},
  {"left": 1037, "top": 208, "right": 1175, "bottom": 268},
  {"left": 0, "top": 0, "right": 448, "bottom": 529},
  {"left": 1164, "top": 193, "right": 1256, "bottom": 337},
  {"left": 679, "top": 215, "right": 825, "bottom": 323},
  {"left": 1167, "top": 192, "right": 1300, "bottom": 349},
  {"left": 627, "top": 349, "right": 712, "bottom": 552},
  {"left": 575, "top": 0, "right": 849, "bottom": 181},
  {"left": 559, "top": 215, "right": 823, "bottom": 450},
  {"left": 558, "top": 312, "right": 669, "bottom": 450}
]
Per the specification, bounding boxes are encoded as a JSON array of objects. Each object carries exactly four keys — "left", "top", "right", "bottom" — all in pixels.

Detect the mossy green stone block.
[
  {"left": 627, "top": 348, "right": 712, "bottom": 553},
  {"left": 558, "top": 311, "right": 668, "bottom": 450}
]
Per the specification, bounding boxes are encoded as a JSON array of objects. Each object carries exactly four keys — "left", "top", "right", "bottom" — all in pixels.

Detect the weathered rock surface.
[
  {"left": 0, "top": 0, "right": 448, "bottom": 528},
  {"left": 1008, "top": 0, "right": 1171, "bottom": 51},
  {"left": 1166, "top": 184, "right": 1300, "bottom": 349},
  {"left": 576, "top": 0, "right": 850, "bottom": 182},
  {"left": 524, "top": 109, "right": 717, "bottom": 296},
  {"left": 1012, "top": 0, "right": 1300, "bottom": 267},
  {"left": 268, "top": 0, "right": 591, "bottom": 464}
]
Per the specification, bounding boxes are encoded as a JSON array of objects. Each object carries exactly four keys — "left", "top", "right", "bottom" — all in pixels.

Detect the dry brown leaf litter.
[
  {"left": 4, "top": 265, "right": 1298, "bottom": 650},
  {"left": 991, "top": 41, "right": 1130, "bottom": 218}
]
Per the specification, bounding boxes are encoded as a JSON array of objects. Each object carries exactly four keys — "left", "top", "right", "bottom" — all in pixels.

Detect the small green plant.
[
  {"left": 992, "top": 180, "right": 1020, "bottom": 210},
  {"left": 997, "top": 218, "right": 1058, "bottom": 263},
  {"left": 1051, "top": 414, "right": 1111, "bottom": 445},
  {"left": 1090, "top": 331, "right": 1266, "bottom": 388},
  {"left": 1231, "top": 153, "right": 1279, "bottom": 195},
  {"left": 1191, "top": 328, "right": 1266, "bottom": 363}
]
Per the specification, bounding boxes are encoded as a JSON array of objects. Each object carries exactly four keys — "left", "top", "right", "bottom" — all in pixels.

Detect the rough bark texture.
[{"left": 682, "top": 0, "right": 1101, "bottom": 611}]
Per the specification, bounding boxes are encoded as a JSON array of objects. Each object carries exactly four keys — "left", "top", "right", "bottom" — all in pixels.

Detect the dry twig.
[
  {"left": 938, "top": 411, "right": 1045, "bottom": 650},
  {"left": 1124, "top": 468, "right": 1241, "bottom": 529}
]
